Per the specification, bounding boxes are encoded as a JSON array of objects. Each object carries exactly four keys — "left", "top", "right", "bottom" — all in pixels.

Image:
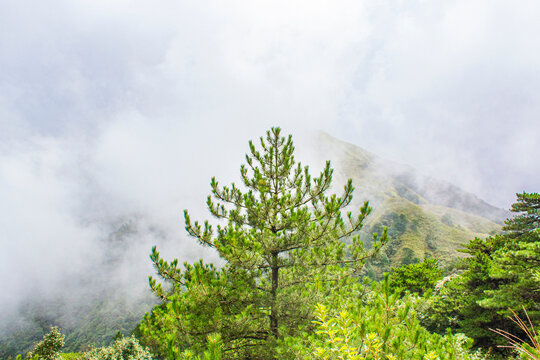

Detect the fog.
[{"left": 1, "top": 0, "right": 539, "bottom": 330}]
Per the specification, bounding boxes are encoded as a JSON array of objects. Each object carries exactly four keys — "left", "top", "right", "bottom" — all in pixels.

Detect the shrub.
[
  {"left": 281, "top": 274, "right": 475, "bottom": 360},
  {"left": 27, "top": 327, "right": 64, "bottom": 360},
  {"left": 82, "top": 336, "right": 153, "bottom": 360}
]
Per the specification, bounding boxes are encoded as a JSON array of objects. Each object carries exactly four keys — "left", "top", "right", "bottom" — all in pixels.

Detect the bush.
[
  {"left": 281, "top": 274, "right": 476, "bottom": 360},
  {"left": 81, "top": 336, "right": 153, "bottom": 360},
  {"left": 27, "top": 327, "right": 64, "bottom": 360}
]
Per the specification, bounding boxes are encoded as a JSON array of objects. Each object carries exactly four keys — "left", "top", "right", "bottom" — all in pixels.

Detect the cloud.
[
  {"left": 0, "top": 137, "right": 102, "bottom": 311},
  {"left": 0, "top": 0, "right": 539, "bottom": 324},
  {"left": 336, "top": 0, "right": 540, "bottom": 206}
]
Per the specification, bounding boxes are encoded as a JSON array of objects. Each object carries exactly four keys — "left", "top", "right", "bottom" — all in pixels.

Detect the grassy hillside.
[
  {"left": 314, "top": 132, "right": 504, "bottom": 271},
  {"left": 364, "top": 197, "right": 499, "bottom": 270}
]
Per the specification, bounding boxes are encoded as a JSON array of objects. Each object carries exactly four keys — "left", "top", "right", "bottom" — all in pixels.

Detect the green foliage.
[
  {"left": 139, "top": 127, "right": 387, "bottom": 359},
  {"left": 281, "top": 274, "right": 475, "bottom": 360},
  {"left": 390, "top": 258, "right": 444, "bottom": 296},
  {"left": 179, "top": 333, "right": 224, "bottom": 360},
  {"left": 81, "top": 336, "right": 153, "bottom": 360},
  {"left": 10, "top": 334, "right": 151, "bottom": 360},
  {"left": 421, "top": 234, "right": 524, "bottom": 353},
  {"left": 27, "top": 327, "right": 64, "bottom": 360},
  {"left": 311, "top": 307, "right": 385, "bottom": 360},
  {"left": 503, "top": 192, "right": 540, "bottom": 235},
  {"left": 481, "top": 193, "right": 540, "bottom": 317},
  {"left": 59, "top": 354, "right": 82, "bottom": 360},
  {"left": 422, "top": 192, "right": 540, "bottom": 353}
]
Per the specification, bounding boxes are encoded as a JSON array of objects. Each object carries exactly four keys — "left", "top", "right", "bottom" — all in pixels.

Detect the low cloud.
[{"left": 0, "top": 0, "right": 539, "bottom": 327}]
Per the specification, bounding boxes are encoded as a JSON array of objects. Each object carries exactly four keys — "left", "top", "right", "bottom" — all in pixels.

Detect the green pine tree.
[
  {"left": 480, "top": 192, "right": 540, "bottom": 318},
  {"left": 423, "top": 192, "right": 540, "bottom": 353},
  {"left": 139, "top": 127, "right": 387, "bottom": 359},
  {"left": 389, "top": 258, "right": 444, "bottom": 296},
  {"left": 502, "top": 192, "right": 540, "bottom": 236}
]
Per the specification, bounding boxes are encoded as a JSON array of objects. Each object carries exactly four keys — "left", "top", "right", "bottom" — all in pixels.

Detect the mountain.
[
  {"left": 0, "top": 131, "right": 510, "bottom": 357},
  {"left": 313, "top": 132, "right": 509, "bottom": 270}
]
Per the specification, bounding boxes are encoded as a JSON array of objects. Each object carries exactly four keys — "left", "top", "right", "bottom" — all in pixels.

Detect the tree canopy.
[
  {"left": 480, "top": 192, "right": 540, "bottom": 317},
  {"left": 389, "top": 258, "right": 444, "bottom": 296}
]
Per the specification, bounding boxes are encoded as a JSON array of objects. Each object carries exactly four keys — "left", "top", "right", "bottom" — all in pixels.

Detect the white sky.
[{"left": 1, "top": 0, "right": 539, "bottom": 316}]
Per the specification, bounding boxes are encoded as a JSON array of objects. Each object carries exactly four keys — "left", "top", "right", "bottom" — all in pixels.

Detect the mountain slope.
[{"left": 313, "top": 131, "right": 508, "bottom": 269}]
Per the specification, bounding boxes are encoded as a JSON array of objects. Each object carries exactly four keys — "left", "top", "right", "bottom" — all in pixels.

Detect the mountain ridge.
[
  {"left": 312, "top": 131, "right": 507, "bottom": 268},
  {"left": 315, "top": 131, "right": 509, "bottom": 224}
]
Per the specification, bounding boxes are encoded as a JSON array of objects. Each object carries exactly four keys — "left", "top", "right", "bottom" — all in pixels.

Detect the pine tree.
[
  {"left": 389, "top": 258, "right": 444, "bottom": 296},
  {"left": 139, "top": 127, "right": 387, "bottom": 359},
  {"left": 423, "top": 192, "right": 540, "bottom": 352},
  {"left": 503, "top": 192, "right": 540, "bottom": 236},
  {"left": 481, "top": 192, "right": 540, "bottom": 317}
]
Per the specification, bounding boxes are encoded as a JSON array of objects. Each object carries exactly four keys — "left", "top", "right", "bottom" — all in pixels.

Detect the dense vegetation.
[
  {"left": 4, "top": 128, "right": 539, "bottom": 359},
  {"left": 421, "top": 192, "right": 540, "bottom": 353},
  {"left": 14, "top": 328, "right": 153, "bottom": 360}
]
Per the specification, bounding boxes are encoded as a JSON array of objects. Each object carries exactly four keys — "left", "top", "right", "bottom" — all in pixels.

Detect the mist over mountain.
[
  {"left": 0, "top": 131, "right": 510, "bottom": 357},
  {"left": 317, "top": 132, "right": 509, "bottom": 222}
]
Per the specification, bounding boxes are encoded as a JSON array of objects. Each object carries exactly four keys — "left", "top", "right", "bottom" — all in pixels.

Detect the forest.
[{"left": 7, "top": 128, "right": 540, "bottom": 360}]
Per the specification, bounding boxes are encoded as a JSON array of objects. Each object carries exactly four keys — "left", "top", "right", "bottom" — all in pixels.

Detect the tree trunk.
[{"left": 270, "top": 252, "right": 279, "bottom": 339}]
